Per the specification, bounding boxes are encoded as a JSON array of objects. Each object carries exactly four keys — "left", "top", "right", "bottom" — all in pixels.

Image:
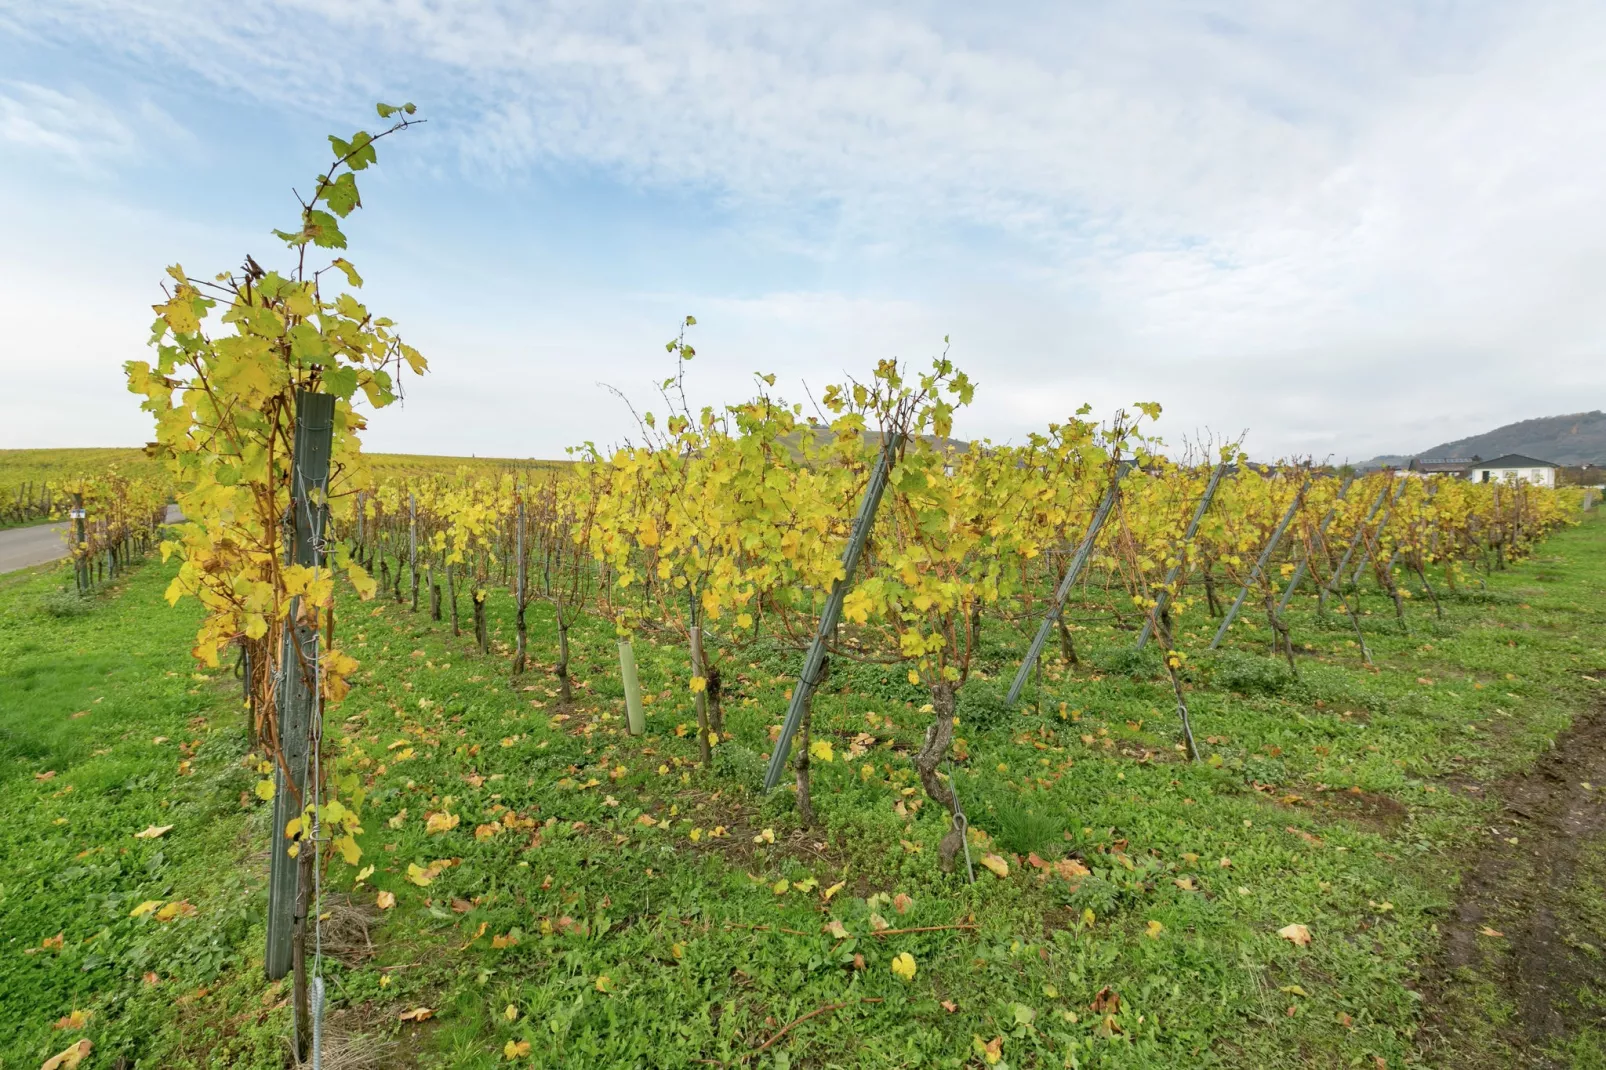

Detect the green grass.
[
  {"left": 1, "top": 515, "right": 1603, "bottom": 1067},
  {"left": 0, "top": 555, "right": 282, "bottom": 1068}
]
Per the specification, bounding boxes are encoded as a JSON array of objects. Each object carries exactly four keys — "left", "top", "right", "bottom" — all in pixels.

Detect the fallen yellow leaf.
[
  {"left": 154, "top": 901, "right": 196, "bottom": 922},
  {"left": 134, "top": 824, "right": 174, "bottom": 840},
  {"left": 890, "top": 952, "right": 917, "bottom": 981},
  {"left": 980, "top": 853, "right": 1009, "bottom": 878},
  {"left": 1277, "top": 923, "right": 1312, "bottom": 947},
  {"left": 41, "top": 1039, "right": 92, "bottom": 1070}
]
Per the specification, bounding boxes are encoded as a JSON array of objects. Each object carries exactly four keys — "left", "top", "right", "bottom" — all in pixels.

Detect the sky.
[{"left": 1, "top": 0, "right": 1603, "bottom": 463}]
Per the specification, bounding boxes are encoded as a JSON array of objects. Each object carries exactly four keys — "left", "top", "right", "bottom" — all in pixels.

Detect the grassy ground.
[
  {"left": 0, "top": 549, "right": 275, "bottom": 1068},
  {"left": 2, "top": 514, "right": 1603, "bottom": 1068},
  {"left": 0, "top": 516, "right": 62, "bottom": 532}
]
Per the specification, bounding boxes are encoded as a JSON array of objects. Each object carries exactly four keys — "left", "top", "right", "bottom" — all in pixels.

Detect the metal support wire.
[
  {"left": 301, "top": 460, "right": 329, "bottom": 1066},
  {"left": 310, "top": 976, "right": 326, "bottom": 1069}
]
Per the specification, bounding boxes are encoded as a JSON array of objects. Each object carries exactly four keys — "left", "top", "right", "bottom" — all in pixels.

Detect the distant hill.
[{"left": 1363, "top": 411, "right": 1606, "bottom": 469}]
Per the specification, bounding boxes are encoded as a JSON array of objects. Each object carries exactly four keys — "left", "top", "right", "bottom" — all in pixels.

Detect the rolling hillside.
[{"left": 1365, "top": 411, "right": 1606, "bottom": 468}]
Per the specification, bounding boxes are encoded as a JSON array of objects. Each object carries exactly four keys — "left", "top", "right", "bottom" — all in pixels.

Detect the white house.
[{"left": 1467, "top": 454, "right": 1559, "bottom": 488}]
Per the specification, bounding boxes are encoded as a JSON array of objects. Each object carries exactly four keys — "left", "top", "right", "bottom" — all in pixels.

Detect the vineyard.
[{"left": 6, "top": 109, "right": 1605, "bottom": 1070}]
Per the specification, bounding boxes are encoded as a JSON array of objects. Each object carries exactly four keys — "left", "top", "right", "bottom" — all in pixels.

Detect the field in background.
[
  {"left": 0, "top": 448, "right": 569, "bottom": 484},
  {"left": 0, "top": 448, "right": 163, "bottom": 485},
  {"left": 364, "top": 454, "right": 573, "bottom": 479}
]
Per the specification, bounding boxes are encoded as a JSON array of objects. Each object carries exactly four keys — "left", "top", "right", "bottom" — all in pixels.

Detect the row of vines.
[
  {"left": 103, "top": 104, "right": 1580, "bottom": 1060},
  {"left": 341, "top": 343, "right": 1579, "bottom": 871}
]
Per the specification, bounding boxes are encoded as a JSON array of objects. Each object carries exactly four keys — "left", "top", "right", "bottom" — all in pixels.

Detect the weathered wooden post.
[
  {"left": 690, "top": 624, "right": 712, "bottom": 766},
  {"left": 409, "top": 491, "right": 419, "bottom": 612}
]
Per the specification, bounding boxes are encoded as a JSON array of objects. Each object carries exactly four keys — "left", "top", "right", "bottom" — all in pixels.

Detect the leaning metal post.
[
  {"left": 1135, "top": 459, "right": 1230, "bottom": 652},
  {"left": 1006, "top": 469, "right": 1125, "bottom": 706},
  {"left": 762, "top": 433, "right": 903, "bottom": 792},
  {"left": 1210, "top": 474, "right": 1311, "bottom": 649}
]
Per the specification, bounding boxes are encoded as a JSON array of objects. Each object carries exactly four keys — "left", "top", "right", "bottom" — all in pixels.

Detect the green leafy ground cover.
[{"left": 3, "top": 514, "right": 1603, "bottom": 1068}]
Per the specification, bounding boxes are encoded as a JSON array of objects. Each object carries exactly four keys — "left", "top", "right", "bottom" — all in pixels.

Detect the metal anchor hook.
[{"left": 947, "top": 759, "right": 976, "bottom": 885}]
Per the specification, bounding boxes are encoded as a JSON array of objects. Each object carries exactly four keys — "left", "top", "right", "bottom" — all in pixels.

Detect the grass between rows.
[{"left": 2, "top": 515, "right": 1603, "bottom": 1068}]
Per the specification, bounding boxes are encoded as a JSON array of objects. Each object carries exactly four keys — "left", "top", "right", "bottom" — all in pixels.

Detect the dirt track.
[{"left": 1422, "top": 697, "right": 1606, "bottom": 1066}]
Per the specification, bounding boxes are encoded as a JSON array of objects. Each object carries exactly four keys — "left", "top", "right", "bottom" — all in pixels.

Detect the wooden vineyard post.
[
  {"left": 618, "top": 639, "right": 645, "bottom": 735},
  {"left": 447, "top": 555, "right": 460, "bottom": 635},
  {"left": 1210, "top": 475, "right": 1310, "bottom": 649},
  {"left": 1006, "top": 470, "right": 1124, "bottom": 706},
  {"left": 763, "top": 433, "right": 903, "bottom": 792},
  {"left": 1135, "top": 459, "right": 1229, "bottom": 652},
  {"left": 265, "top": 389, "right": 335, "bottom": 1055},
  {"left": 690, "top": 625, "right": 712, "bottom": 767},
  {"left": 432, "top": 549, "right": 443, "bottom": 621},
  {"left": 1274, "top": 475, "right": 1355, "bottom": 617},
  {"left": 409, "top": 492, "right": 419, "bottom": 612}
]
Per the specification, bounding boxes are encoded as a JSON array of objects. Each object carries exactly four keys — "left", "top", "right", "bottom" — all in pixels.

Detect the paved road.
[
  {"left": 0, "top": 505, "right": 183, "bottom": 575},
  {"left": 0, "top": 522, "right": 70, "bottom": 574}
]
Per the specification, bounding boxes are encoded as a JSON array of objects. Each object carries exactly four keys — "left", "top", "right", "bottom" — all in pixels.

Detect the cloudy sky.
[{"left": 2, "top": 1, "right": 1602, "bottom": 462}]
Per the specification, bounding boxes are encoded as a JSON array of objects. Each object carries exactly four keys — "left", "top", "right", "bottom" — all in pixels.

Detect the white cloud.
[
  {"left": 0, "top": 82, "right": 136, "bottom": 165},
  {"left": 0, "top": 0, "right": 1603, "bottom": 459}
]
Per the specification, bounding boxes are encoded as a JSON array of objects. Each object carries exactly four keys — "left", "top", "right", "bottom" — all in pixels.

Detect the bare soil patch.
[{"left": 1420, "top": 704, "right": 1606, "bottom": 1066}]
